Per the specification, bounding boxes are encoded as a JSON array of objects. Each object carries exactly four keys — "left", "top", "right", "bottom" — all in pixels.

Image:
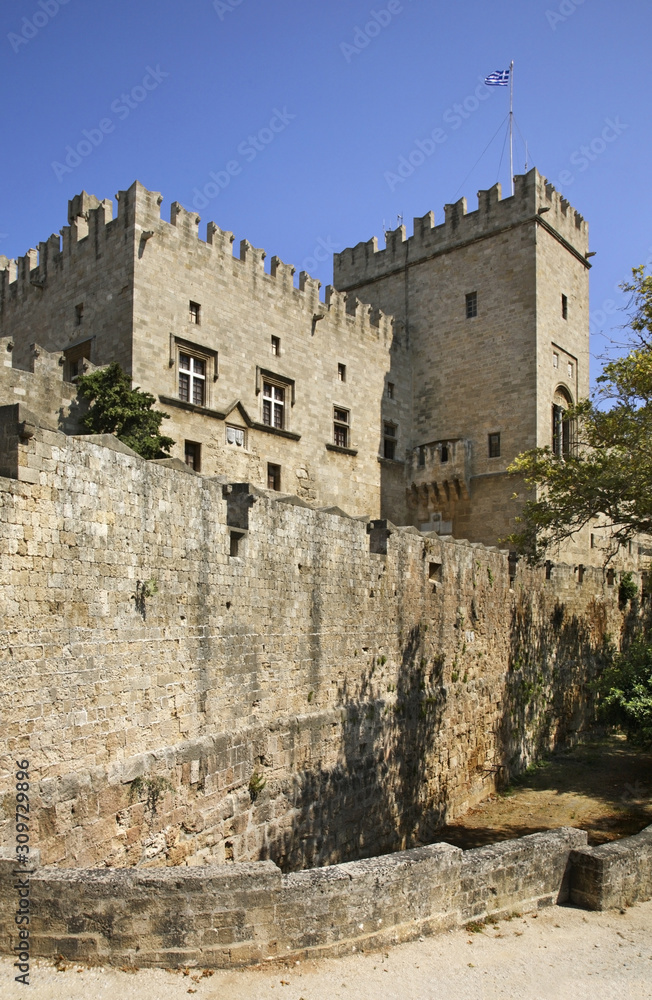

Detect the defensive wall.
[
  {"left": 0, "top": 408, "right": 638, "bottom": 875},
  {"left": 1, "top": 825, "right": 651, "bottom": 968}
]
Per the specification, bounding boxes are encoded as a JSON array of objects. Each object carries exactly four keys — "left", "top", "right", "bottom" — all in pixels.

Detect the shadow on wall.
[
  {"left": 501, "top": 592, "right": 610, "bottom": 772},
  {"left": 260, "top": 623, "right": 446, "bottom": 873},
  {"left": 257, "top": 592, "right": 613, "bottom": 874}
]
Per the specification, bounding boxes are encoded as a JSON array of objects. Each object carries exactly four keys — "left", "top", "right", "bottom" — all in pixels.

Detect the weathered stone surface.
[
  {"left": 570, "top": 824, "right": 652, "bottom": 910},
  {"left": 0, "top": 427, "right": 635, "bottom": 871}
]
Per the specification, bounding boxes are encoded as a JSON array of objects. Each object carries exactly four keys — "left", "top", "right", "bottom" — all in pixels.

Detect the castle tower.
[{"left": 333, "top": 168, "right": 590, "bottom": 544}]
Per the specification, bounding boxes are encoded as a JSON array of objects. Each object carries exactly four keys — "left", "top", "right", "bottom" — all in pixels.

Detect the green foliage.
[
  {"left": 619, "top": 571, "right": 638, "bottom": 608},
  {"left": 76, "top": 363, "right": 174, "bottom": 459},
  {"left": 596, "top": 631, "right": 652, "bottom": 745},
  {"left": 248, "top": 770, "right": 267, "bottom": 801},
  {"left": 507, "top": 266, "right": 652, "bottom": 560},
  {"left": 129, "top": 775, "right": 174, "bottom": 815}
]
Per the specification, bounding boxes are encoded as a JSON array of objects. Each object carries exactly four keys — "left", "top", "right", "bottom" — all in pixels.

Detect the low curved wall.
[{"left": 1, "top": 827, "right": 588, "bottom": 968}]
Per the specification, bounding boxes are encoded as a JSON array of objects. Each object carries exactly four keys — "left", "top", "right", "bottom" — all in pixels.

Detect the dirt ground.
[{"left": 433, "top": 733, "right": 652, "bottom": 850}]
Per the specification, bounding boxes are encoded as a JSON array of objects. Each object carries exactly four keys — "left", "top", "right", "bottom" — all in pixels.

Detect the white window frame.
[
  {"left": 178, "top": 351, "right": 207, "bottom": 406},
  {"left": 263, "top": 381, "right": 286, "bottom": 429}
]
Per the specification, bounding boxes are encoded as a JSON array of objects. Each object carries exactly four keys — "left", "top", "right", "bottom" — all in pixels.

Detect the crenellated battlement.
[
  {"left": 0, "top": 181, "right": 395, "bottom": 347},
  {"left": 334, "top": 168, "right": 589, "bottom": 291}
]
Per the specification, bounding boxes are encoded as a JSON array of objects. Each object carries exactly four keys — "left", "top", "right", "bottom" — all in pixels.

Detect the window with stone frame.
[
  {"left": 465, "top": 291, "right": 478, "bottom": 318},
  {"left": 333, "top": 407, "right": 350, "bottom": 448},
  {"left": 263, "top": 381, "right": 285, "bottom": 429},
  {"left": 383, "top": 422, "right": 397, "bottom": 459},
  {"left": 184, "top": 440, "right": 201, "bottom": 471},
  {"left": 178, "top": 351, "right": 206, "bottom": 406}
]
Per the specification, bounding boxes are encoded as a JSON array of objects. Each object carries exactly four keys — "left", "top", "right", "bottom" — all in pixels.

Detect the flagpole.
[{"left": 509, "top": 60, "right": 514, "bottom": 195}]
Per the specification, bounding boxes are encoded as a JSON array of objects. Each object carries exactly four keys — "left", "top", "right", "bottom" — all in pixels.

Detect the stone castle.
[
  {"left": 0, "top": 168, "right": 650, "bottom": 969},
  {"left": 0, "top": 166, "right": 597, "bottom": 550}
]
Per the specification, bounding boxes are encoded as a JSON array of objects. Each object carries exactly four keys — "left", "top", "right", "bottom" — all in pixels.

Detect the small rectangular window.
[
  {"left": 386, "top": 382, "right": 395, "bottom": 399},
  {"left": 184, "top": 440, "right": 201, "bottom": 472},
  {"left": 229, "top": 530, "right": 244, "bottom": 557},
  {"left": 561, "top": 294, "right": 568, "bottom": 320},
  {"left": 577, "top": 564, "right": 585, "bottom": 584},
  {"left": 334, "top": 407, "right": 350, "bottom": 448},
  {"left": 189, "top": 301, "right": 201, "bottom": 324},
  {"left": 488, "top": 432, "right": 501, "bottom": 458},
  {"left": 418, "top": 445, "right": 426, "bottom": 467},
  {"left": 267, "top": 463, "right": 281, "bottom": 491},
  {"left": 271, "top": 336, "right": 280, "bottom": 356},
  {"left": 567, "top": 362, "right": 573, "bottom": 378},
  {"left": 606, "top": 568, "right": 615, "bottom": 587},
  {"left": 383, "top": 422, "right": 396, "bottom": 460},
  {"left": 75, "top": 303, "right": 84, "bottom": 326},
  {"left": 337, "top": 363, "right": 346, "bottom": 382},
  {"left": 553, "top": 351, "right": 559, "bottom": 368},
  {"left": 440, "top": 444, "right": 449, "bottom": 463},
  {"left": 263, "top": 382, "right": 285, "bottom": 429},
  {"left": 465, "top": 291, "right": 477, "bottom": 318},
  {"left": 545, "top": 560, "right": 552, "bottom": 581}
]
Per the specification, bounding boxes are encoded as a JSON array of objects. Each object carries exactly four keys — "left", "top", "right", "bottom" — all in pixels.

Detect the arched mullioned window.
[{"left": 552, "top": 385, "right": 574, "bottom": 457}]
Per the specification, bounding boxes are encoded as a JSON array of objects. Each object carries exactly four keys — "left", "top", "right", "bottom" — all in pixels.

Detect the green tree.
[
  {"left": 76, "top": 363, "right": 174, "bottom": 460},
  {"left": 507, "top": 265, "right": 652, "bottom": 560},
  {"left": 595, "top": 630, "right": 652, "bottom": 746}
]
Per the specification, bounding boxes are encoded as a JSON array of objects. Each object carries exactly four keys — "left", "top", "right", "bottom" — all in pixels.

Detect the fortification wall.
[
  {"left": 0, "top": 420, "right": 632, "bottom": 872},
  {"left": 333, "top": 169, "right": 588, "bottom": 292},
  {"left": 0, "top": 190, "right": 136, "bottom": 374},
  {"left": 0, "top": 827, "right": 591, "bottom": 968}
]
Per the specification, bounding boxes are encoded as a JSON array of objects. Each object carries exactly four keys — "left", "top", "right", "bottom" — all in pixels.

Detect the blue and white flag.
[{"left": 484, "top": 69, "right": 510, "bottom": 86}]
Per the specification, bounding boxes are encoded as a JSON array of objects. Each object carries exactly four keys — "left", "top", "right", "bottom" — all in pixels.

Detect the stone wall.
[
  {"left": 0, "top": 421, "right": 634, "bottom": 872},
  {"left": 0, "top": 828, "right": 588, "bottom": 969},
  {"left": 570, "top": 824, "right": 652, "bottom": 910}
]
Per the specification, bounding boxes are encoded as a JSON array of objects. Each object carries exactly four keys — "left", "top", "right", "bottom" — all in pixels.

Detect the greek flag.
[{"left": 484, "top": 69, "right": 510, "bottom": 86}]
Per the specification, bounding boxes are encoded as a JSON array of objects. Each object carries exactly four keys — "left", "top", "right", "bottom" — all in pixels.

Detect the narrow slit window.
[
  {"left": 271, "top": 336, "right": 280, "bottom": 356},
  {"left": 465, "top": 291, "right": 477, "bottom": 318},
  {"left": 386, "top": 381, "right": 395, "bottom": 399},
  {"left": 337, "top": 363, "right": 346, "bottom": 382},
  {"left": 440, "top": 444, "right": 449, "bottom": 463},
  {"left": 189, "top": 301, "right": 201, "bottom": 324},
  {"left": 561, "top": 294, "right": 568, "bottom": 320}
]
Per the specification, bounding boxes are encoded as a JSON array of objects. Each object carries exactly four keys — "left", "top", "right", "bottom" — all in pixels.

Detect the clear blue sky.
[{"left": 1, "top": 0, "right": 650, "bottom": 383}]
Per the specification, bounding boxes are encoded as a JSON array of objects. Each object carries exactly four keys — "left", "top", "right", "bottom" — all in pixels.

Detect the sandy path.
[{"left": 2, "top": 899, "right": 651, "bottom": 1000}]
